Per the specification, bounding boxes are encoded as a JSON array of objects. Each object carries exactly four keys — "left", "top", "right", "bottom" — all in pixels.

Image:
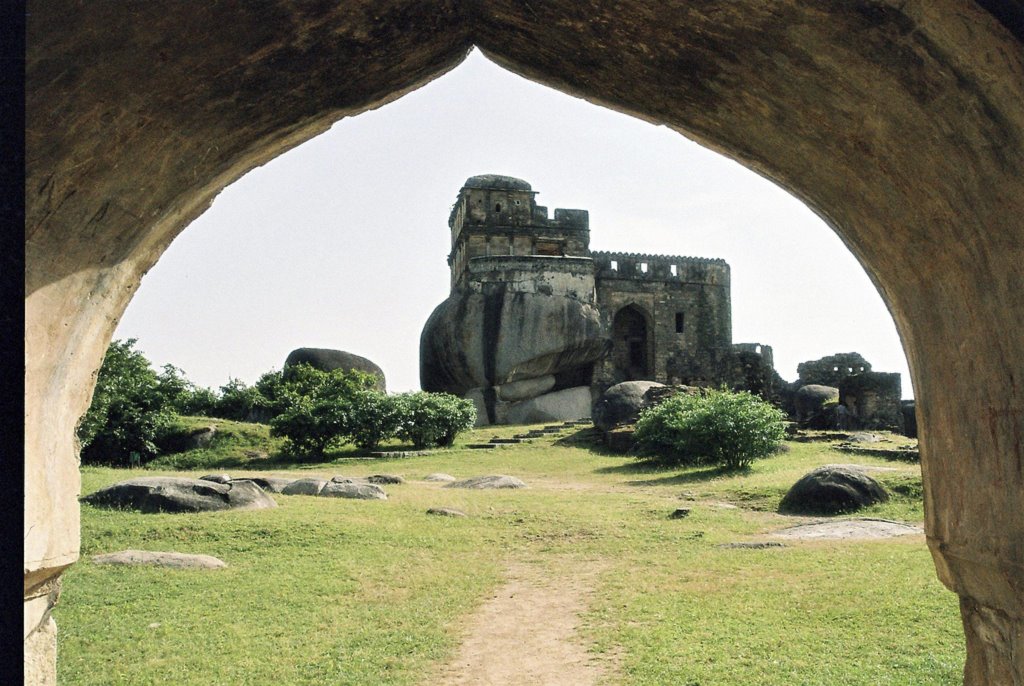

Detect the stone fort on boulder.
[{"left": 420, "top": 174, "right": 779, "bottom": 424}]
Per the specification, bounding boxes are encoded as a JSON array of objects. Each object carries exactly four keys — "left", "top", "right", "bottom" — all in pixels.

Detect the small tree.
[
  {"left": 633, "top": 388, "right": 786, "bottom": 470},
  {"left": 395, "top": 392, "right": 476, "bottom": 449},
  {"left": 268, "top": 366, "right": 378, "bottom": 459},
  {"left": 156, "top": 363, "right": 217, "bottom": 416},
  {"left": 77, "top": 339, "right": 174, "bottom": 465},
  {"left": 346, "top": 390, "right": 403, "bottom": 451}
]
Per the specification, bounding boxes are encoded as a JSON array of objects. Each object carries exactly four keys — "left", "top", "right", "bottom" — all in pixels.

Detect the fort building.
[{"left": 424, "top": 174, "right": 777, "bottom": 417}]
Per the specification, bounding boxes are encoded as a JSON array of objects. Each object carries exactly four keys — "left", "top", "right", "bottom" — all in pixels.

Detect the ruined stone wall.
[
  {"left": 839, "top": 372, "right": 904, "bottom": 432},
  {"left": 592, "top": 252, "right": 731, "bottom": 389}
]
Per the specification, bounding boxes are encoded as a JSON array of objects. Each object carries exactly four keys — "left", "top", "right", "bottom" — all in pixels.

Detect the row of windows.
[{"left": 609, "top": 260, "right": 680, "bottom": 277}]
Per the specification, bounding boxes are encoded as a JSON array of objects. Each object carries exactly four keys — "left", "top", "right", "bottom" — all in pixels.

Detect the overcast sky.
[{"left": 115, "top": 49, "right": 913, "bottom": 399}]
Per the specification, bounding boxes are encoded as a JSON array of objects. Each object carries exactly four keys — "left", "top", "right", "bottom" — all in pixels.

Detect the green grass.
[{"left": 59, "top": 426, "right": 962, "bottom": 685}]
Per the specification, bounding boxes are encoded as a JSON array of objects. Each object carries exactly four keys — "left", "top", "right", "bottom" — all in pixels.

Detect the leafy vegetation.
[
  {"left": 633, "top": 388, "right": 787, "bottom": 470},
  {"left": 394, "top": 391, "right": 477, "bottom": 449},
  {"left": 76, "top": 339, "right": 175, "bottom": 465}
]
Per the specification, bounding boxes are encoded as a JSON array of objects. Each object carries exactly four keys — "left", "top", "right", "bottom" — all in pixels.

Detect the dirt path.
[{"left": 427, "top": 560, "right": 617, "bottom": 686}]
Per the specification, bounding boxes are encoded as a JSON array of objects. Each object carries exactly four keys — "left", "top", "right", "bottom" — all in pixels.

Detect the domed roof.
[{"left": 462, "top": 174, "right": 532, "bottom": 191}]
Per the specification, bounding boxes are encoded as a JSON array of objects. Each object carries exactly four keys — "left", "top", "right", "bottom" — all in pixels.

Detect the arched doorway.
[
  {"left": 25, "top": 3, "right": 1024, "bottom": 683},
  {"left": 611, "top": 305, "right": 652, "bottom": 381}
]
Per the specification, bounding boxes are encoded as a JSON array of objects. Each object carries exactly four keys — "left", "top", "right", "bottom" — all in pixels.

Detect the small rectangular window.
[
  {"left": 670, "top": 264, "right": 678, "bottom": 277},
  {"left": 675, "top": 312, "right": 684, "bottom": 333},
  {"left": 640, "top": 262, "right": 648, "bottom": 273},
  {"left": 610, "top": 260, "right": 618, "bottom": 271}
]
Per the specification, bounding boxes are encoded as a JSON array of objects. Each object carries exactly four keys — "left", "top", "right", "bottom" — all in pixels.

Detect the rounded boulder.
[
  {"left": 591, "top": 381, "right": 665, "bottom": 432},
  {"left": 779, "top": 465, "right": 889, "bottom": 515},
  {"left": 284, "top": 348, "right": 385, "bottom": 391}
]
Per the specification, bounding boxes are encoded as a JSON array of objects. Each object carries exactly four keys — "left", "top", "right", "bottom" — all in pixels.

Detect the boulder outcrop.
[
  {"left": 81, "top": 478, "right": 277, "bottom": 513},
  {"left": 284, "top": 348, "right": 386, "bottom": 391},
  {"left": 779, "top": 466, "right": 889, "bottom": 515}
]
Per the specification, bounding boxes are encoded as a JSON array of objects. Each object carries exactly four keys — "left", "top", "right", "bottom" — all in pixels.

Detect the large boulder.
[
  {"left": 420, "top": 290, "right": 608, "bottom": 396},
  {"left": 320, "top": 481, "right": 387, "bottom": 500},
  {"left": 236, "top": 477, "right": 294, "bottom": 493},
  {"left": 779, "top": 465, "right": 889, "bottom": 514},
  {"left": 793, "top": 384, "right": 839, "bottom": 427},
  {"left": 504, "top": 386, "right": 592, "bottom": 424},
  {"left": 284, "top": 347, "right": 385, "bottom": 391},
  {"left": 591, "top": 381, "right": 665, "bottom": 432},
  {"left": 280, "top": 478, "right": 328, "bottom": 496},
  {"left": 81, "top": 477, "right": 277, "bottom": 513}
]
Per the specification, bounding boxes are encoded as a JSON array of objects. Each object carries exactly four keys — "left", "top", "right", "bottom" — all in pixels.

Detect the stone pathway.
[{"left": 427, "top": 560, "right": 615, "bottom": 686}]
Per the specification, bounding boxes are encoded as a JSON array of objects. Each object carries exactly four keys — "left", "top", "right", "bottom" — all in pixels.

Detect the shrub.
[
  {"left": 633, "top": 388, "right": 786, "bottom": 470},
  {"left": 268, "top": 366, "right": 378, "bottom": 459},
  {"left": 76, "top": 339, "right": 174, "bottom": 465},
  {"left": 395, "top": 392, "right": 476, "bottom": 449},
  {"left": 346, "top": 390, "right": 403, "bottom": 451}
]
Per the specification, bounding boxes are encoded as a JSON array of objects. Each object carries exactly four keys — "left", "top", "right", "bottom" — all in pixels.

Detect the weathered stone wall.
[
  {"left": 593, "top": 252, "right": 731, "bottom": 388},
  {"left": 797, "top": 352, "right": 873, "bottom": 388},
  {"left": 839, "top": 372, "right": 904, "bottom": 432},
  {"left": 25, "top": 2, "right": 1024, "bottom": 682}
]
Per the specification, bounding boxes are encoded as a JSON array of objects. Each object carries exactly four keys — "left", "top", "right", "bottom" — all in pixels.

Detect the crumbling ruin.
[{"left": 420, "top": 175, "right": 779, "bottom": 423}]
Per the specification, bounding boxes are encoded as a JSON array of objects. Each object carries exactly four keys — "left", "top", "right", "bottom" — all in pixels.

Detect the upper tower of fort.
[{"left": 447, "top": 175, "right": 590, "bottom": 289}]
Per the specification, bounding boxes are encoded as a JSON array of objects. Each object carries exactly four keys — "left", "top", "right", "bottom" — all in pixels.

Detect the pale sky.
[{"left": 115, "top": 49, "right": 913, "bottom": 399}]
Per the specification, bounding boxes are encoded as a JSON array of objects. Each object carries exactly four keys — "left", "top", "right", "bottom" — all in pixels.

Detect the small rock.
[
  {"left": 717, "top": 542, "right": 786, "bottom": 550},
  {"left": 92, "top": 550, "right": 226, "bottom": 569},
  {"left": 424, "top": 473, "right": 457, "bottom": 482},
  {"left": 669, "top": 508, "right": 691, "bottom": 519},
  {"left": 320, "top": 481, "right": 387, "bottom": 500},
  {"left": 199, "top": 473, "right": 232, "bottom": 484},
  {"left": 366, "top": 474, "right": 405, "bottom": 485},
  {"left": 445, "top": 475, "right": 527, "bottom": 489},
  {"left": 848, "top": 432, "right": 882, "bottom": 443},
  {"left": 148, "top": 623, "right": 161, "bottom": 629},
  {"left": 281, "top": 478, "right": 328, "bottom": 496},
  {"left": 426, "top": 507, "right": 467, "bottom": 517}
]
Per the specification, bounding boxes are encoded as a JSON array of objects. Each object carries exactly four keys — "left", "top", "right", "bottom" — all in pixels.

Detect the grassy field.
[{"left": 58, "top": 424, "right": 963, "bottom": 685}]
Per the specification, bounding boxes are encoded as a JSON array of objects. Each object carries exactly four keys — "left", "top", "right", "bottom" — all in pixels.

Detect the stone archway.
[
  {"left": 610, "top": 305, "right": 653, "bottom": 382},
  {"left": 25, "top": 2, "right": 1023, "bottom": 683}
]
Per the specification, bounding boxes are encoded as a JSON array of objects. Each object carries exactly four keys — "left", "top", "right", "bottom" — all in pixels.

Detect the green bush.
[
  {"left": 76, "top": 339, "right": 174, "bottom": 465},
  {"left": 633, "top": 388, "right": 786, "bottom": 470},
  {"left": 156, "top": 364, "right": 218, "bottom": 416},
  {"left": 268, "top": 366, "right": 378, "bottom": 459},
  {"left": 347, "top": 390, "right": 403, "bottom": 451},
  {"left": 395, "top": 392, "right": 476, "bottom": 449}
]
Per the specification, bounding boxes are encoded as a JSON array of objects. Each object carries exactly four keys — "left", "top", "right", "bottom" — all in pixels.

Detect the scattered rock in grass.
[
  {"left": 427, "top": 507, "right": 467, "bottom": 517},
  {"left": 238, "top": 477, "right": 294, "bottom": 493},
  {"left": 779, "top": 465, "right": 889, "bottom": 514},
  {"left": 81, "top": 477, "right": 276, "bottom": 513},
  {"left": 669, "top": 508, "right": 691, "bottom": 519},
  {"left": 591, "top": 380, "right": 665, "bottom": 431},
  {"left": 820, "top": 463, "right": 902, "bottom": 473},
  {"left": 848, "top": 432, "right": 882, "bottom": 443},
  {"left": 199, "top": 473, "right": 232, "bottom": 484},
  {"left": 92, "top": 550, "right": 227, "bottom": 569},
  {"left": 366, "top": 474, "right": 405, "bottom": 485},
  {"left": 281, "top": 478, "right": 328, "bottom": 496},
  {"left": 445, "top": 475, "right": 527, "bottom": 489},
  {"left": 717, "top": 542, "right": 786, "bottom": 549},
  {"left": 320, "top": 481, "right": 387, "bottom": 500},
  {"left": 424, "top": 473, "right": 457, "bottom": 482},
  {"left": 771, "top": 519, "right": 923, "bottom": 540}
]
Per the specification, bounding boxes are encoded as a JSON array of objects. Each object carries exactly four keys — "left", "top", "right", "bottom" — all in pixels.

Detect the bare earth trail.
[{"left": 426, "top": 559, "right": 618, "bottom": 686}]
